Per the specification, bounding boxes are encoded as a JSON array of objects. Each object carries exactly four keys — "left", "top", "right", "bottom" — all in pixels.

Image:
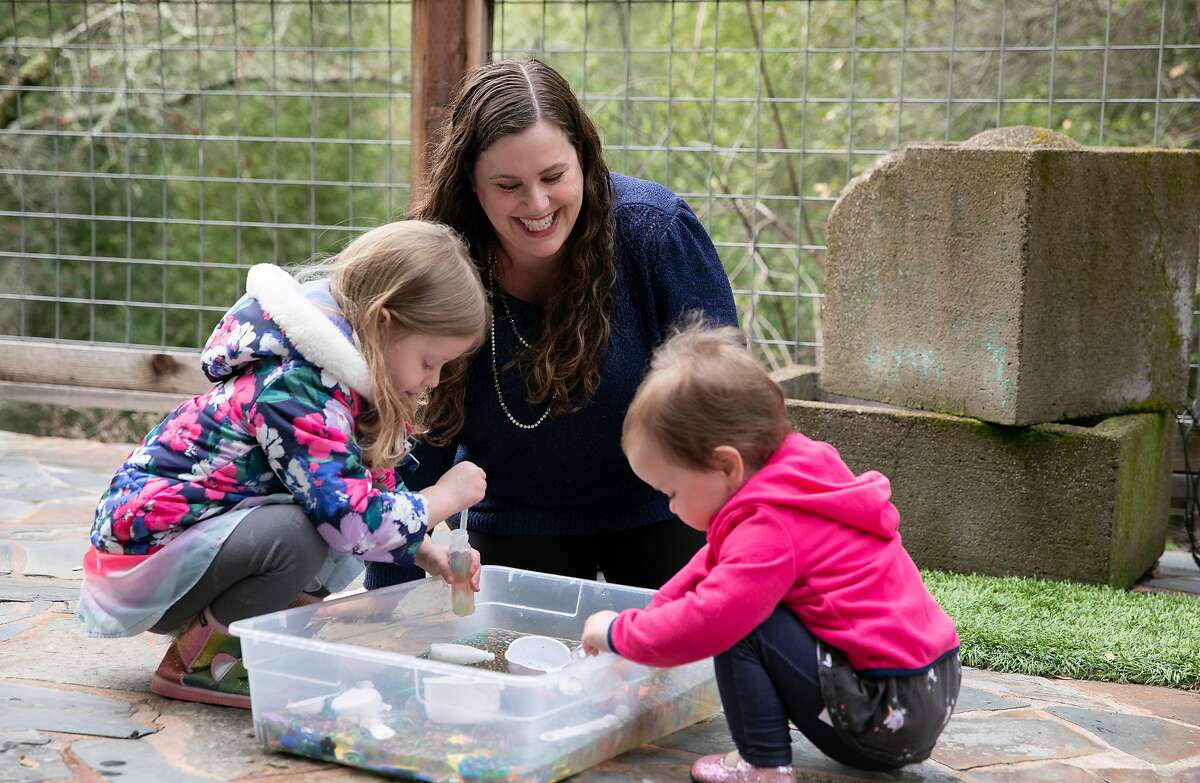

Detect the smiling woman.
[
  {"left": 473, "top": 122, "right": 585, "bottom": 298},
  {"left": 365, "top": 59, "right": 739, "bottom": 592}
]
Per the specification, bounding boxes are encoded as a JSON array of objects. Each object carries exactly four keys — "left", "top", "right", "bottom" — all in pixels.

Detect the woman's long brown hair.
[{"left": 408, "top": 59, "right": 616, "bottom": 443}]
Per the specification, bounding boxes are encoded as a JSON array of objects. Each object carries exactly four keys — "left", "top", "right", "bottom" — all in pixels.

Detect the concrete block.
[
  {"left": 770, "top": 365, "right": 901, "bottom": 409},
  {"left": 771, "top": 365, "right": 823, "bottom": 403},
  {"left": 783, "top": 392, "right": 1171, "bottom": 587},
  {"left": 822, "top": 127, "right": 1200, "bottom": 425}
]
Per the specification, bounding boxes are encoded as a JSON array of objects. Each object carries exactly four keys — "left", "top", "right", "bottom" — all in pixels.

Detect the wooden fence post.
[{"left": 410, "top": 0, "right": 492, "bottom": 193}]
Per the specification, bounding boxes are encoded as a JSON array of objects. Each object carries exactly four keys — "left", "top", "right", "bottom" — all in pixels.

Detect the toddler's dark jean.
[{"left": 716, "top": 607, "right": 927, "bottom": 771}]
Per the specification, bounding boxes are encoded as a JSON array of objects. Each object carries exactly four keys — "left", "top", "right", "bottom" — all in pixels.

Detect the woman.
[{"left": 365, "top": 59, "right": 737, "bottom": 591}]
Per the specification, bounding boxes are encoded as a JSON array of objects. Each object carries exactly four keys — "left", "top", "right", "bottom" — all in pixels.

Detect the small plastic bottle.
[{"left": 449, "top": 528, "right": 475, "bottom": 617}]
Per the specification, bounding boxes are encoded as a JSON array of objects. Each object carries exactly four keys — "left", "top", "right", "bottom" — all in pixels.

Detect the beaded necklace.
[{"left": 487, "top": 250, "right": 551, "bottom": 430}]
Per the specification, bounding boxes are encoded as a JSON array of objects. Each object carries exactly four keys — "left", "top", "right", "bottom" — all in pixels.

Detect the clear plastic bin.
[{"left": 230, "top": 566, "right": 720, "bottom": 782}]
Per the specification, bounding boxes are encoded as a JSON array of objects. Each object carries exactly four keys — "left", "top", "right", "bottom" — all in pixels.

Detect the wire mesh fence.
[
  {"left": 2, "top": 0, "right": 413, "bottom": 350},
  {"left": 2, "top": 0, "right": 1198, "bottom": 376}
]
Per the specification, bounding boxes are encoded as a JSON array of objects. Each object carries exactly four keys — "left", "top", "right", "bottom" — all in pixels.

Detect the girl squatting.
[
  {"left": 79, "top": 221, "right": 489, "bottom": 708},
  {"left": 583, "top": 323, "right": 961, "bottom": 781}
]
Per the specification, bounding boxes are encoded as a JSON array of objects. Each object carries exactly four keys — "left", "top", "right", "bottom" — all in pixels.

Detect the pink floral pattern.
[{"left": 91, "top": 287, "right": 428, "bottom": 567}]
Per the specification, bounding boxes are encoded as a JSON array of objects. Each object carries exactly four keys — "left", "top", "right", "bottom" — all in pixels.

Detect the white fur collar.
[{"left": 246, "top": 264, "right": 374, "bottom": 401}]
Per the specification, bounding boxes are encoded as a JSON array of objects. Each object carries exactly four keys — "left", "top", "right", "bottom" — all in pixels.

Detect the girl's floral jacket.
[{"left": 89, "top": 264, "right": 428, "bottom": 565}]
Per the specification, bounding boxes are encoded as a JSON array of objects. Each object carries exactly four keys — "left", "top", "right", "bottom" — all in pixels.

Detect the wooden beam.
[
  {"left": 410, "top": 0, "right": 491, "bottom": 192},
  {"left": 0, "top": 339, "right": 209, "bottom": 397},
  {"left": 0, "top": 381, "right": 189, "bottom": 413},
  {"left": 464, "top": 0, "right": 491, "bottom": 74}
]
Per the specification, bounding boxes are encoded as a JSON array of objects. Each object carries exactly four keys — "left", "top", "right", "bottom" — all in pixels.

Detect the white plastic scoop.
[{"left": 505, "top": 635, "right": 572, "bottom": 676}]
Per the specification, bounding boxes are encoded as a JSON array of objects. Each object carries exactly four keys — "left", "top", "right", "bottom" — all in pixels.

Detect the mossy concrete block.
[
  {"left": 785, "top": 397, "right": 1172, "bottom": 587},
  {"left": 822, "top": 133, "right": 1200, "bottom": 425}
]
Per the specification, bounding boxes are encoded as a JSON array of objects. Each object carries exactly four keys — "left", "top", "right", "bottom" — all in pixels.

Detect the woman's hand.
[
  {"left": 581, "top": 610, "right": 618, "bottom": 656},
  {"left": 420, "top": 460, "right": 487, "bottom": 523},
  {"left": 415, "top": 539, "right": 482, "bottom": 591}
]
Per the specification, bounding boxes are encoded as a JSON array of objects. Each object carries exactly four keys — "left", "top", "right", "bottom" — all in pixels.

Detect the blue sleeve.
[{"left": 648, "top": 199, "right": 739, "bottom": 334}]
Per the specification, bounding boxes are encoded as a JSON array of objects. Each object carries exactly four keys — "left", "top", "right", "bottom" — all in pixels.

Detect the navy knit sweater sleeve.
[{"left": 365, "top": 175, "right": 736, "bottom": 588}]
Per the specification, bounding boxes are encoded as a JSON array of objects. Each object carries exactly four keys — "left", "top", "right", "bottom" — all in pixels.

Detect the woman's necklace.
[
  {"left": 488, "top": 251, "right": 551, "bottom": 430},
  {"left": 492, "top": 250, "right": 534, "bottom": 350}
]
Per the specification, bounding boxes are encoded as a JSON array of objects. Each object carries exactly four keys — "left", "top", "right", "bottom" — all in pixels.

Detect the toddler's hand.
[
  {"left": 581, "top": 610, "right": 618, "bottom": 656},
  {"left": 415, "top": 540, "right": 482, "bottom": 591}
]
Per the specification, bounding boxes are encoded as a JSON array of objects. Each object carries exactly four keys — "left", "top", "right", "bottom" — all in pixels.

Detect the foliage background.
[{"left": 2, "top": 0, "right": 1198, "bottom": 370}]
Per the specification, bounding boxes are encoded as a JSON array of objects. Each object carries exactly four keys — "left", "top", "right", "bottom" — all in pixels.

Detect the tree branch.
[
  {"left": 1, "top": 3, "right": 125, "bottom": 130},
  {"left": 1, "top": 50, "right": 53, "bottom": 129}
]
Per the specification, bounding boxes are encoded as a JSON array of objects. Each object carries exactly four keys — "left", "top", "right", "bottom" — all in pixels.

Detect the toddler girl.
[
  {"left": 582, "top": 323, "right": 960, "bottom": 780},
  {"left": 78, "top": 221, "right": 489, "bottom": 709}
]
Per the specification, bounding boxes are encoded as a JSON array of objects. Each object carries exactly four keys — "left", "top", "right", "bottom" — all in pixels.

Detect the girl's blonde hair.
[
  {"left": 623, "top": 319, "right": 792, "bottom": 472},
  {"left": 303, "top": 221, "right": 488, "bottom": 471}
]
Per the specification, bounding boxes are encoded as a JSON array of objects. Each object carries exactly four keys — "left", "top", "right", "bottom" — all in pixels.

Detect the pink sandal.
[{"left": 150, "top": 607, "right": 250, "bottom": 709}]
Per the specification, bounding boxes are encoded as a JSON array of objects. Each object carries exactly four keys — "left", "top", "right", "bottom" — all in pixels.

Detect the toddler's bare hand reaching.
[{"left": 581, "top": 610, "right": 618, "bottom": 656}]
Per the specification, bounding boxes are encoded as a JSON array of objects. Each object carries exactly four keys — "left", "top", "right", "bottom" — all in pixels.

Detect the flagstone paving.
[{"left": 2, "top": 429, "right": 1199, "bottom": 782}]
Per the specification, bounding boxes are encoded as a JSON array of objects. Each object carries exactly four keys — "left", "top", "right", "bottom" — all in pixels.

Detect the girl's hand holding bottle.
[
  {"left": 416, "top": 461, "right": 485, "bottom": 610},
  {"left": 415, "top": 537, "right": 481, "bottom": 592}
]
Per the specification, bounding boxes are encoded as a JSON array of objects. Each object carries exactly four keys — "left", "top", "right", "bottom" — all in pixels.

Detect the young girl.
[
  {"left": 77, "top": 220, "right": 490, "bottom": 709},
  {"left": 581, "top": 323, "right": 960, "bottom": 781}
]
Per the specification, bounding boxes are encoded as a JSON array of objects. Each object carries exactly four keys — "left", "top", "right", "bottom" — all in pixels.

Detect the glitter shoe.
[{"left": 690, "top": 751, "right": 794, "bottom": 783}]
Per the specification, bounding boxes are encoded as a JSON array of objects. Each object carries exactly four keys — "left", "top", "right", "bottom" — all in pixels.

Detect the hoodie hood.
[
  {"left": 200, "top": 263, "right": 373, "bottom": 400},
  {"left": 716, "top": 432, "right": 899, "bottom": 540}
]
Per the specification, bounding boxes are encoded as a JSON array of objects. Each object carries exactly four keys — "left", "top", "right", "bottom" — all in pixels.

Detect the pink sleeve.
[
  {"left": 610, "top": 511, "right": 796, "bottom": 667},
  {"left": 645, "top": 543, "right": 710, "bottom": 611}
]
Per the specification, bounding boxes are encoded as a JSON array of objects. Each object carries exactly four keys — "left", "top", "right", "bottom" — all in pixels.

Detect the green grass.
[{"left": 923, "top": 570, "right": 1200, "bottom": 691}]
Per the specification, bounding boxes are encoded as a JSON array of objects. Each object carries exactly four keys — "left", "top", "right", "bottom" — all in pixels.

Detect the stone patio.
[{"left": 2, "top": 429, "right": 1199, "bottom": 782}]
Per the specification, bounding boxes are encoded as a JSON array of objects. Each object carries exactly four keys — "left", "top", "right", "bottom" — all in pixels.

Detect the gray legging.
[{"left": 150, "top": 504, "right": 329, "bottom": 632}]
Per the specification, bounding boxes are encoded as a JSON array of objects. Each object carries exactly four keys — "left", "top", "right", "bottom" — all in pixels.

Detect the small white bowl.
[{"left": 505, "top": 635, "right": 572, "bottom": 676}]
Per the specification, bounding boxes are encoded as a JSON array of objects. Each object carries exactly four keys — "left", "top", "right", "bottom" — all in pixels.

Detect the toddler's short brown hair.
[{"left": 623, "top": 318, "right": 793, "bottom": 472}]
